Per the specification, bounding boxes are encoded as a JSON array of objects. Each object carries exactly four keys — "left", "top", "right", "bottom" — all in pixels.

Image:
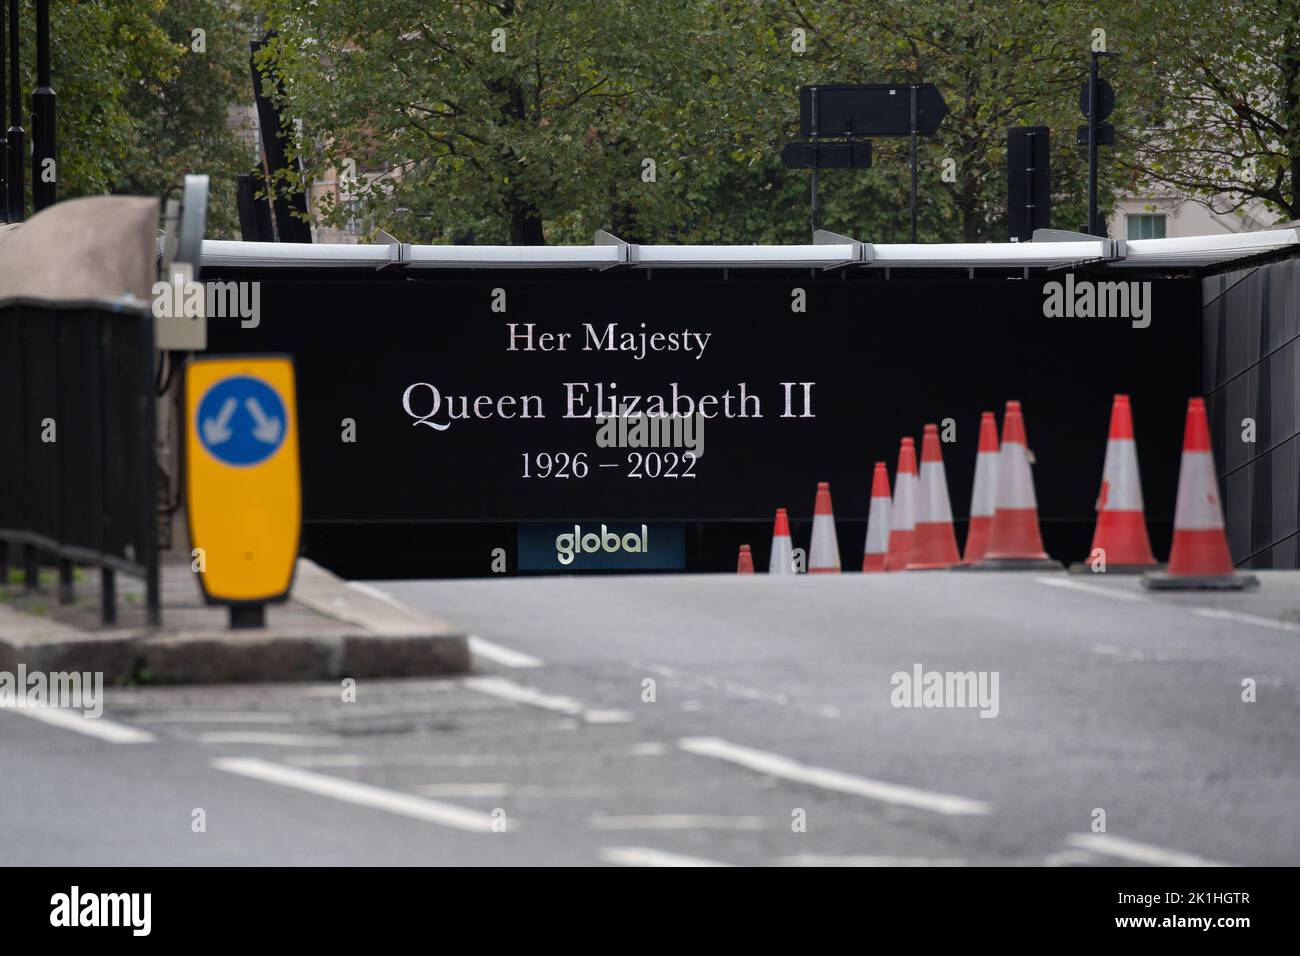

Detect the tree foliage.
[{"left": 1116, "top": 0, "right": 1300, "bottom": 220}]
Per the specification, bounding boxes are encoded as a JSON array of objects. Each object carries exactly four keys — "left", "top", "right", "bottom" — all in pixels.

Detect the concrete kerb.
[{"left": 0, "top": 558, "right": 469, "bottom": 684}]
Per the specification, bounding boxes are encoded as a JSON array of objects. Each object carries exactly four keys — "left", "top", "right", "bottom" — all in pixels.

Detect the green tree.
[
  {"left": 254, "top": 0, "right": 763, "bottom": 244},
  {"left": 1117, "top": 0, "right": 1299, "bottom": 221},
  {"left": 114, "top": 0, "right": 257, "bottom": 239},
  {"left": 5, "top": 1, "right": 252, "bottom": 237}
]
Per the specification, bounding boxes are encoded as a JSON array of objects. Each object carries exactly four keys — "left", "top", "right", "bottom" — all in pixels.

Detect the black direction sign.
[
  {"left": 1079, "top": 78, "right": 1115, "bottom": 120},
  {"left": 781, "top": 140, "right": 873, "bottom": 169},
  {"left": 799, "top": 84, "right": 948, "bottom": 137}
]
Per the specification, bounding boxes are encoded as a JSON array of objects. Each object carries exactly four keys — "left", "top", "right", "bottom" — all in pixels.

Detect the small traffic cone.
[
  {"left": 884, "top": 438, "right": 918, "bottom": 571},
  {"left": 962, "top": 412, "right": 999, "bottom": 564},
  {"left": 976, "top": 400, "right": 1060, "bottom": 570},
  {"left": 862, "top": 462, "right": 891, "bottom": 572},
  {"left": 736, "top": 544, "right": 754, "bottom": 574},
  {"left": 907, "top": 424, "right": 960, "bottom": 569},
  {"left": 1076, "top": 395, "right": 1157, "bottom": 572},
  {"left": 769, "top": 508, "right": 794, "bottom": 574},
  {"left": 1144, "top": 398, "right": 1258, "bottom": 590},
  {"left": 808, "top": 482, "right": 841, "bottom": 573}
]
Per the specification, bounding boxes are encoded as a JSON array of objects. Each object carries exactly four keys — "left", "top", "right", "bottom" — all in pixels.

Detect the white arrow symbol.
[
  {"left": 202, "top": 398, "right": 237, "bottom": 445},
  {"left": 245, "top": 397, "right": 283, "bottom": 444}
]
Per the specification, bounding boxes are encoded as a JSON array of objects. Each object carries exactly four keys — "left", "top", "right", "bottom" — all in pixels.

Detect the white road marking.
[
  {"left": 347, "top": 583, "right": 544, "bottom": 667},
  {"left": 198, "top": 732, "right": 344, "bottom": 747},
  {"left": 289, "top": 753, "right": 518, "bottom": 768},
  {"left": 462, "top": 675, "right": 627, "bottom": 724},
  {"left": 468, "top": 635, "right": 545, "bottom": 669},
  {"left": 639, "top": 661, "right": 840, "bottom": 719},
  {"left": 626, "top": 742, "right": 669, "bottom": 757},
  {"left": 590, "top": 815, "right": 768, "bottom": 831},
  {"left": 583, "top": 709, "right": 634, "bottom": 724},
  {"left": 417, "top": 783, "right": 513, "bottom": 798},
  {"left": 1092, "top": 644, "right": 1164, "bottom": 661},
  {"left": 131, "top": 711, "right": 295, "bottom": 723},
  {"left": 679, "top": 737, "right": 992, "bottom": 816},
  {"left": 212, "top": 757, "right": 498, "bottom": 832},
  {"left": 600, "top": 846, "right": 734, "bottom": 867},
  {"left": 1066, "top": 833, "right": 1231, "bottom": 867},
  {"left": 1, "top": 704, "right": 155, "bottom": 744},
  {"left": 1191, "top": 607, "right": 1300, "bottom": 634},
  {"left": 1036, "top": 577, "right": 1148, "bottom": 602},
  {"left": 775, "top": 855, "right": 967, "bottom": 867},
  {"left": 462, "top": 676, "right": 583, "bottom": 715},
  {"left": 417, "top": 783, "right": 619, "bottom": 799},
  {"left": 1043, "top": 848, "right": 1097, "bottom": 867},
  {"left": 345, "top": 580, "right": 409, "bottom": 608}
]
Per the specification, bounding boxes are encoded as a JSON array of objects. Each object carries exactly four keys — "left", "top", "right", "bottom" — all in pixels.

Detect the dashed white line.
[
  {"left": 131, "top": 711, "right": 295, "bottom": 723},
  {"left": 600, "top": 846, "right": 734, "bottom": 867},
  {"left": 1, "top": 704, "right": 156, "bottom": 744},
  {"left": 590, "top": 815, "right": 768, "bottom": 831},
  {"left": 678, "top": 737, "right": 992, "bottom": 816},
  {"left": 1066, "top": 833, "right": 1231, "bottom": 867},
  {"left": 583, "top": 709, "right": 634, "bottom": 724},
  {"left": 417, "top": 783, "right": 513, "bottom": 798},
  {"left": 775, "top": 855, "right": 967, "bottom": 867},
  {"left": 212, "top": 757, "right": 499, "bottom": 832},
  {"left": 468, "top": 635, "right": 545, "bottom": 669},
  {"left": 462, "top": 675, "right": 631, "bottom": 724},
  {"left": 344, "top": 580, "right": 409, "bottom": 608},
  {"left": 347, "top": 583, "right": 544, "bottom": 667},
  {"left": 1092, "top": 644, "right": 1165, "bottom": 661},
  {"left": 462, "top": 676, "right": 584, "bottom": 715},
  {"left": 1191, "top": 607, "right": 1300, "bottom": 634},
  {"left": 198, "top": 732, "right": 344, "bottom": 747}
]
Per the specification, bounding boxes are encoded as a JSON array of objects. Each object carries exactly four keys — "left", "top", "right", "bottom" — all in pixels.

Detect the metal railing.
[{"left": 0, "top": 296, "right": 160, "bottom": 625}]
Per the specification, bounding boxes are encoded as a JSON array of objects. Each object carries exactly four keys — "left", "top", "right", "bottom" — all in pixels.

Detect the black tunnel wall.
[{"left": 1204, "top": 255, "right": 1300, "bottom": 569}]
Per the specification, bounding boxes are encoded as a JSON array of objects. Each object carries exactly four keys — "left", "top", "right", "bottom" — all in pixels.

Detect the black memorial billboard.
[{"left": 206, "top": 271, "right": 1201, "bottom": 573}]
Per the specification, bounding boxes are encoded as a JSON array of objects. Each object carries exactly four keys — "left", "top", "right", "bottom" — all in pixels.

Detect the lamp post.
[
  {"left": 32, "top": 0, "right": 55, "bottom": 211},
  {"left": 6, "top": 0, "right": 24, "bottom": 222}
]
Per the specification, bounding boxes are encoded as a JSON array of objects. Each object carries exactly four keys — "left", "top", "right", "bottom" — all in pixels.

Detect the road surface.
[{"left": 2, "top": 571, "right": 1297, "bottom": 866}]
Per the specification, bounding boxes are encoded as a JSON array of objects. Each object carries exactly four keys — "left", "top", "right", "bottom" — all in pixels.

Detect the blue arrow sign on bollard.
[{"left": 196, "top": 375, "right": 288, "bottom": 467}]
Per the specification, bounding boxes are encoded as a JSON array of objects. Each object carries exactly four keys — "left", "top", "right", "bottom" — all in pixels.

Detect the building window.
[{"left": 1127, "top": 214, "right": 1166, "bottom": 239}]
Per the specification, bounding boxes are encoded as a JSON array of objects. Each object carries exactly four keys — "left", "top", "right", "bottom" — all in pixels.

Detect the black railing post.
[
  {"left": 140, "top": 311, "right": 161, "bottom": 627},
  {"left": 23, "top": 542, "right": 37, "bottom": 591},
  {"left": 100, "top": 567, "right": 115, "bottom": 625},
  {"left": 57, "top": 556, "right": 73, "bottom": 604}
]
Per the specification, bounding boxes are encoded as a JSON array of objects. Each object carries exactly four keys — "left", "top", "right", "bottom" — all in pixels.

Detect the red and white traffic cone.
[
  {"left": 1144, "top": 398, "right": 1258, "bottom": 590},
  {"left": 1078, "top": 394, "right": 1157, "bottom": 572},
  {"left": 862, "top": 461, "right": 891, "bottom": 572},
  {"left": 976, "top": 400, "right": 1060, "bottom": 569},
  {"left": 769, "top": 508, "right": 794, "bottom": 574},
  {"left": 962, "top": 412, "right": 999, "bottom": 564},
  {"left": 884, "top": 438, "right": 918, "bottom": 571},
  {"left": 808, "top": 481, "right": 841, "bottom": 573},
  {"left": 907, "top": 424, "right": 960, "bottom": 569},
  {"left": 736, "top": 544, "right": 754, "bottom": 574}
]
